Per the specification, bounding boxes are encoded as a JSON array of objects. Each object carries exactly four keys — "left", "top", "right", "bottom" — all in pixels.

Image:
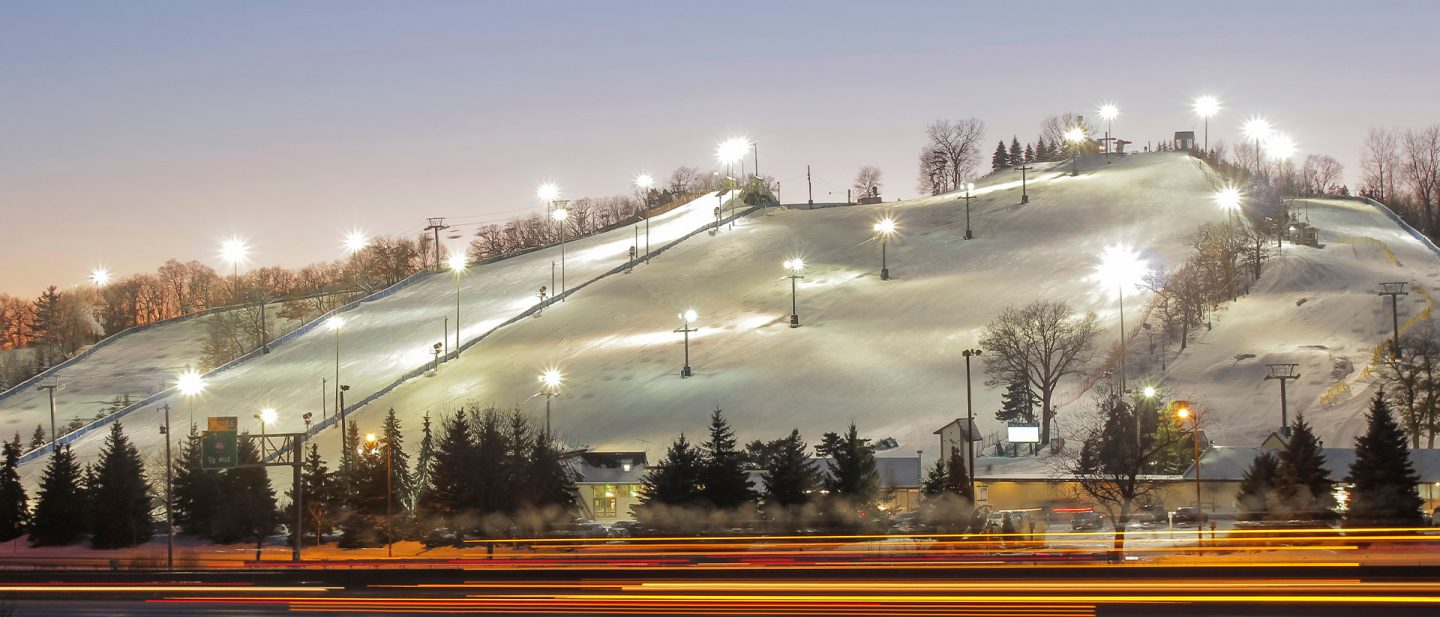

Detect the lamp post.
[
  {"left": 1065, "top": 126, "right": 1088, "bottom": 176},
  {"left": 327, "top": 315, "right": 345, "bottom": 460},
  {"left": 35, "top": 381, "right": 59, "bottom": 456},
  {"left": 961, "top": 182, "right": 977, "bottom": 238},
  {"left": 177, "top": 369, "right": 205, "bottom": 429},
  {"left": 1194, "top": 96, "right": 1220, "bottom": 153},
  {"left": 448, "top": 254, "right": 466, "bottom": 358},
  {"left": 539, "top": 369, "right": 562, "bottom": 438},
  {"left": 1098, "top": 104, "right": 1118, "bottom": 159},
  {"left": 783, "top": 258, "right": 805, "bottom": 328},
  {"left": 338, "top": 384, "right": 350, "bottom": 473},
  {"left": 635, "top": 174, "right": 654, "bottom": 264},
  {"left": 158, "top": 402, "right": 174, "bottom": 570},
  {"left": 1264, "top": 363, "right": 1300, "bottom": 434},
  {"left": 551, "top": 204, "right": 570, "bottom": 298},
  {"left": 1095, "top": 245, "right": 1148, "bottom": 396},
  {"left": 676, "top": 310, "right": 697, "bottom": 378},
  {"left": 255, "top": 407, "right": 276, "bottom": 458},
  {"left": 873, "top": 218, "right": 897, "bottom": 280},
  {"left": 961, "top": 348, "right": 981, "bottom": 498},
  {"left": 1379, "top": 282, "right": 1410, "bottom": 359},
  {"left": 1176, "top": 403, "right": 1202, "bottom": 547},
  {"left": 1242, "top": 117, "right": 1272, "bottom": 177}
]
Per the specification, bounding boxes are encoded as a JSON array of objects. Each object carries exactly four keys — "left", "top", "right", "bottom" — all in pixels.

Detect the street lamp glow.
[
  {"left": 1142, "top": 386, "right": 1157, "bottom": 398},
  {"left": 634, "top": 174, "right": 655, "bottom": 190},
  {"left": 177, "top": 370, "right": 205, "bottom": 397},
  {"left": 1242, "top": 117, "right": 1273, "bottom": 142},
  {"left": 1215, "top": 187, "right": 1242, "bottom": 212},
  {"left": 715, "top": 137, "right": 750, "bottom": 165},
  {"left": 873, "top": 218, "right": 897, "bottom": 237},
  {"left": 1064, "top": 126, "right": 1088, "bottom": 144},
  {"left": 681, "top": 309, "right": 697, "bottom": 323},
  {"left": 90, "top": 267, "right": 111, "bottom": 287},
  {"left": 364, "top": 432, "right": 378, "bottom": 444},
  {"left": 219, "top": 237, "right": 249, "bottom": 267},
  {"left": 1094, "top": 244, "right": 1148, "bottom": 297},
  {"left": 1264, "top": 132, "right": 1296, "bottom": 160},
  {"left": 550, "top": 207, "right": 569, "bottom": 223},
  {"left": 1194, "top": 96, "right": 1220, "bottom": 118},
  {"left": 259, "top": 408, "right": 277, "bottom": 425},
  {"left": 783, "top": 258, "right": 805, "bottom": 274},
  {"left": 967, "top": 182, "right": 975, "bottom": 193},
  {"left": 1098, "top": 104, "right": 1118, "bottom": 121},
  {"left": 447, "top": 253, "right": 467, "bottom": 272},
  {"left": 1176, "top": 405, "right": 1191, "bottom": 419},
  {"left": 540, "top": 368, "right": 563, "bottom": 391},
  {"left": 536, "top": 182, "right": 561, "bottom": 203},
  {"left": 326, "top": 315, "right": 345, "bottom": 331},
  {"left": 344, "top": 230, "right": 369, "bottom": 255}
]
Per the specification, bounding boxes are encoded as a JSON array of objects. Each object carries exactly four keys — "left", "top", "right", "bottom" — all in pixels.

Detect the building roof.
[
  {"left": 934, "top": 418, "right": 981, "bottom": 441},
  {"left": 1174, "top": 131, "right": 1196, "bottom": 139},
  {"left": 575, "top": 451, "right": 649, "bottom": 484},
  {"left": 814, "top": 456, "right": 922, "bottom": 489},
  {"left": 1181, "top": 446, "right": 1440, "bottom": 483}
]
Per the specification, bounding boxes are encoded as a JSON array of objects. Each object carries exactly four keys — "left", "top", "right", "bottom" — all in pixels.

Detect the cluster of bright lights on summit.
[
  {"left": 715, "top": 137, "right": 750, "bottom": 165},
  {"left": 1241, "top": 116, "right": 1297, "bottom": 160}
]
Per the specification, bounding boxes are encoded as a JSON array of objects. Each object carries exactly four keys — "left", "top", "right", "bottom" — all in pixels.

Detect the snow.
[{"left": 13, "top": 153, "right": 1440, "bottom": 488}]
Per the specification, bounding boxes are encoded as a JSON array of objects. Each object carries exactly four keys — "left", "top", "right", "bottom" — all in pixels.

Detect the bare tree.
[
  {"left": 1402, "top": 126, "right": 1440, "bottom": 233},
  {"left": 980, "top": 300, "right": 1099, "bottom": 445},
  {"left": 918, "top": 118, "right": 985, "bottom": 195},
  {"left": 1040, "top": 113, "right": 1089, "bottom": 151},
  {"left": 1361, "top": 127, "right": 1400, "bottom": 201},
  {"left": 853, "top": 166, "right": 882, "bottom": 199},
  {"left": 1301, "top": 154, "right": 1344, "bottom": 195}
]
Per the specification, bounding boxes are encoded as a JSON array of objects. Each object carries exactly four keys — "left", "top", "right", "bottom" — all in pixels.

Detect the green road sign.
[{"left": 202, "top": 416, "right": 239, "bottom": 469}]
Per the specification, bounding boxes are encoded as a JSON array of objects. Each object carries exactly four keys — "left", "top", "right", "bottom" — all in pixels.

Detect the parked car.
[
  {"left": 609, "top": 520, "right": 643, "bottom": 538},
  {"left": 889, "top": 511, "right": 923, "bottom": 534},
  {"left": 1071, "top": 512, "right": 1105, "bottom": 531},
  {"left": 1172, "top": 506, "right": 1201, "bottom": 525}
]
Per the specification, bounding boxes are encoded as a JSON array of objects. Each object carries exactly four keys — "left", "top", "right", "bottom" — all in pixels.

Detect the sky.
[{"left": 3, "top": 0, "right": 1439, "bottom": 296}]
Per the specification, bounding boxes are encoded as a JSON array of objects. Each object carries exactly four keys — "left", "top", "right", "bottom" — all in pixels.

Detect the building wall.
[
  {"left": 936, "top": 424, "right": 974, "bottom": 471},
  {"left": 978, "top": 479, "right": 1243, "bottom": 516},
  {"left": 577, "top": 482, "right": 644, "bottom": 523}
]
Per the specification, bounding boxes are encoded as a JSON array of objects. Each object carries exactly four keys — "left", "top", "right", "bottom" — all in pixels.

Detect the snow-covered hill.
[{"left": 15, "top": 152, "right": 1439, "bottom": 485}]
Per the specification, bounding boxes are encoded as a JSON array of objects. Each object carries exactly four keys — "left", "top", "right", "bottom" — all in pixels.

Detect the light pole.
[
  {"left": 338, "top": 384, "right": 350, "bottom": 473},
  {"left": 221, "top": 238, "right": 266, "bottom": 353},
  {"left": 1264, "top": 363, "right": 1300, "bottom": 434},
  {"left": 961, "top": 182, "right": 976, "bottom": 238},
  {"left": 448, "top": 254, "right": 466, "bottom": 358},
  {"left": 255, "top": 407, "right": 276, "bottom": 458},
  {"left": 158, "top": 402, "right": 174, "bottom": 570},
  {"left": 1379, "top": 282, "right": 1410, "bottom": 359},
  {"left": 1176, "top": 403, "right": 1202, "bottom": 547},
  {"left": 717, "top": 138, "right": 749, "bottom": 230},
  {"left": 961, "top": 348, "right": 981, "bottom": 498},
  {"left": 783, "top": 258, "right": 805, "bottom": 328},
  {"left": 177, "top": 369, "right": 205, "bottom": 429},
  {"left": 1017, "top": 164, "right": 1032, "bottom": 204},
  {"left": 873, "top": 218, "right": 897, "bottom": 280},
  {"left": 1098, "top": 104, "right": 1118, "bottom": 159},
  {"left": 1194, "top": 96, "right": 1220, "bottom": 154},
  {"left": 539, "top": 369, "right": 562, "bottom": 438},
  {"left": 675, "top": 310, "right": 697, "bottom": 378},
  {"left": 1096, "top": 245, "right": 1148, "bottom": 396},
  {"left": 551, "top": 204, "right": 570, "bottom": 298},
  {"left": 1065, "top": 126, "right": 1088, "bottom": 176},
  {"left": 365, "top": 432, "right": 392, "bottom": 558},
  {"left": 1243, "top": 117, "right": 1272, "bottom": 177},
  {"left": 635, "top": 174, "right": 654, "bottom": 264},
  {"left": 35, "top": 382, "right": 59, "bottom": 455},
  {"left": 327, "top": 315, "right": 344, "bottom": 453}
]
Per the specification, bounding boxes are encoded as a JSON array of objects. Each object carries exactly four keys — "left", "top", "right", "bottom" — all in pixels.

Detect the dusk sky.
[{"left": 3, "top": 0, "right": 1437, "bottom": 296}]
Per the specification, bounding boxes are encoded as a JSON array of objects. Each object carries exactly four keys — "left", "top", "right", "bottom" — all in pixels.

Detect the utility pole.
[
  {"left": 36, "top": 382, "right": 58, "bottom": 455},
  {"left": 1379, "top": 282, "right": 1410, "bottom": 359},
  {"left": 424, "top": 217, "right": 449, "bottom": 272},
  {"left": 806, "top": 165, "right": 814, "bottom": 205},
  {"left": 338, "top": 384, "right": 351, "bottom": 474},
  {"left": 1016, "top": 163, "right": 1033, "bottom": 204},
  {"left": 159, "top": 403, "right": 173, "bottom": 570},
  {"left": 961, "top": 349, "right": 981, "bottom": 500},
  {"left": 1264, "top": 364, "right": 1301, "bottom": 435}
]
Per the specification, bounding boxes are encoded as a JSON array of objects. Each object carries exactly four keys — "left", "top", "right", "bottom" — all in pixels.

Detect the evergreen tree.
[
  {"left": 87, "top": 423, "right": 152, "bottom": 549},
  {"left": 294, "top": 443, "right": 339, "bottom": 546},
  {"left": 823, "top": 423, "right": 880, "bottom": 507},
  {"left": 1008, "top": 136, "right": 1023, "bottom": 167},
  {"left": 1235, "top": 451, "right": 1278, "bottom": 521},
  {"left": 339, "top": 432, "right": 386, "bottom": 547},
  {"left": 341, "top": 420, "right": 360, "bottom": 490},
  {"left": 412, "top": 412, "right": 436, "bottom": 510},
  {"left": 991, "top": 140, "right": 1009, "bottom": 172},
  {"left": 171, "top": 427, "right": 222, "bottom": 537},
  {"left": 942, "top": 448, "right": 973, "bottom": 502},
  {"left": 1024, "top": 143, "right": 1035, "bottom": 163},
  {"left": 921, "top": 458, "right": 947, "bottom": 499},
  {"left": 211, "top": 436, "right": 277, "bottom": 545},
  {"left": 418, "top": 412, "right": 473, "bottom": 519},
  {"left": 29, "top": 425, "right": 45, "bottom": 451},
  {"left": 380, "top": 408, "right": 413, "bottom": 515},
  {"left": 0, "top": 436, "right": 29, "bottom": 541},
  {"left": 638, "top": 434, "right": 704, "bottom": 507},
  {"left": 1344, "top": 393, "right": 1424, "bottom": 526},
  {"left": 529, "top": 432, "right": 578, "bottom": 511},
  {"left": 29, "top": 445, "right": 86, "bottom": 546},
  {"left": 699, "top": 408, "right": 755, "bottom": 509},
  {"left": 995, "top": 378, "right": 1037, "bottom": 423},
  {"left": 1272, "top": 415, "right": 1336, "bottom": 520},
  {"left": 470, "top": 407, "right": 512, "bottom": 515},
  {"left": 29, "top": 286, "right": 63, "bottom": 360},
  {"left": 761, "top": 429, "right": 818, "bottom": 507}
]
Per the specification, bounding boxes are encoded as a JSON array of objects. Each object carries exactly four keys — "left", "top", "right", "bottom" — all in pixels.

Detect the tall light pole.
[
  {"left": 783, "top": 258, "right": 805, "bottom": 328},
  {"left": 177, "top": 369, "right": 205, "bottom": 429},
  {"left": 961, "top": 348, "right": 981, "bottom": 499},
  {"left": 1017, "top": 164, "right": 1032, "bottom": 204},
  {"left": 675, "top": 310, "right": 697, "bottom": 378},
  {"left": 1194, "top": 96, "right": 1220, "bottom": 153},
  {"left": 635, "top": 174, "right": 654, "bottom": 264},
  {"left": 1095, "top": 245, "right": 1148, "bottom": 396},
  {"left": 539, "top": 369, "right": 562, "bottom": 438},
  {"left": 717, "top": 137, "right": 749, "bottom": 230},
  {"left": 158, "top": 403, "right": 174, "bottom": 570},
  {"left": 1176, "top": 402, "right": 1202, "bottom": 547},
  {"left": 1065, "top": 126, "right": 1088, "bottom": 177},
  {"left": 551, "top": 204, "right": 570, "bottom": 298},
  {"left": 35, "top": 381, "right": 59, "bottom": 455},
  {"left": 1242, "top": 117, "right": 1272, "bottom": 177},
  {"left": 873, "top": 217, "right": 897, "bottom": 280},
  {"left": 90, "top": 267, "right": 111, "bottom": 288},
  {"left": 448, "top": 254, "right": 467, "bottom": 358},
  {"left": 1379, "top": 282, "right": 1410, "bottom": 359},
  {"left": 1265, "top": 363, "right": 1301, "bottom": 434},
  {"left": 1098, "top": 104, "right": 1118, "bottom": 159},
  {"left": 221, "top": 238, "right": 266, "bottom": 352},
  {"left": 961, "top": 182, "right": 977, "bottom": 239},
  {"left": 255, "top": 407, "right": 276, "bottom": 458}
]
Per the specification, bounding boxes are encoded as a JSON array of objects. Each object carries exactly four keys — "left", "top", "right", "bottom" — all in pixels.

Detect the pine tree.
[
  {"left": 762, "top": 429, "right": 817, "bottom": 507},
  {"left": 172, "top": 427, "right": 221, "bottom": 537},
  {"left": 29, "top": 425, "right": 45, "bottom": 451},
  {"left": 87, "top": 423, "right": 152, "bottom": 549},
  {"left": 1344, "top": 393, "right": 1424, "bottom": 526},
  {"left": 1024, "top": 143, "right": 1035, "bottom": 163},
  {"left": 991, "top": 141, "right": 1009, "bottom": 172},
  {"left": 699, "top": 408, "right": 755, "bottom": 509},
  {"left": 0, "top": 435, "right": 29, "bottom": 541},
  {"left": 1235, "top": 451, "right": 1278, "bottom": 521},
  {"left": 29, "top": 445, "right": 86, "bottom": 546},
  {"left": 418, "top": 412, "right": 473, "bottom": 519},
  {"left": 339, "top": 432, "right": 386, "bottom": 548},
  {"left": 1008, "top": 137, "right": 1023, "bottom": 167},
  {"left": 412, "top": 412, "right": 435, "bottom": 510},
  {"left": 529, "top": 431, "right": 578, "bottom": 511},
  {"left": 823, "top": 423, "right": 880, "bottom": 507},
  {"left": 294, "top": 443, "right": 339, "bottom": 546},
  {"left": 995, "top": 378, "right": 1037, "bottom": 423},
  {"left": 212, "top": 436, "right": 277, "bottom": 545},
  {"left": 380, "top": 408, "right": 413, "bottom": 515},
  {"left": 341, "top": 420, "right": 360, "bottom": 490},
  {"left": 942, "top": 448, "right": 973, "bottom": 502},
  {"left": 1272, "top": 415, "right": 1336, "bottom": 520},
  {"left": 29, "top": 286, "right": 63, "bottom": 362},
  {"left": 920, "top": 458, "right": 947, "bottom": 499},
  {"left": 639, "top": 434, "right": 704, "bottom": 507}
]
